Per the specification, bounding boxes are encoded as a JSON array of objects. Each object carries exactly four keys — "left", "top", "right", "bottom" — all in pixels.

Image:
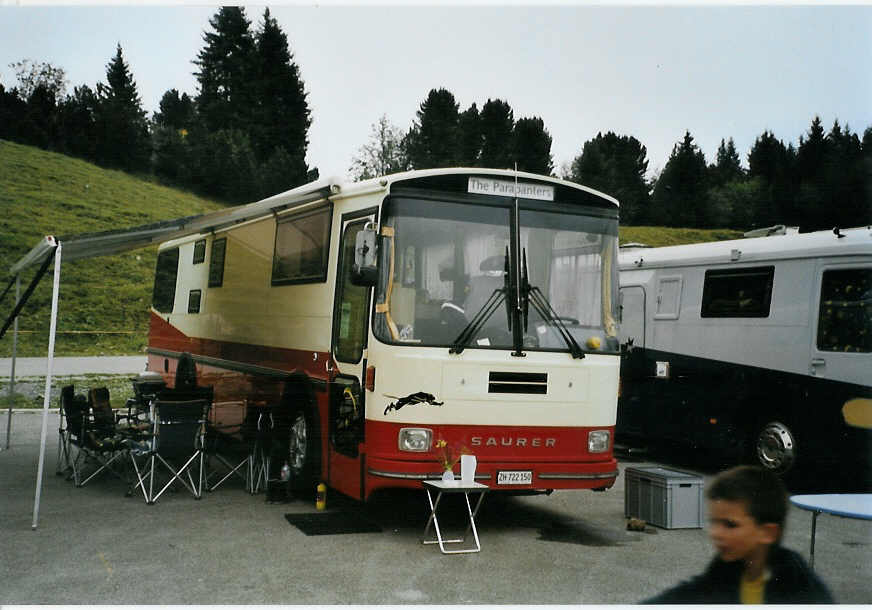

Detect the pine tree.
[
  {"left": 651, "top": 131, "right": 709, "bottom": 227},
  {"left": 406, "top": 88, "right": 459, "bottom": 169},
  {"left": 479, "top": 98, "right": 514, "bottom": 169},
  {"left": 57, "top": 85, "right": 98, "bottom": 160},
  {"left": 512, "top": 116, "right": 553, "bottom": 175},
  {"left": 569, "top": 132, "right": 650, "bottom": 224},
  {"left": 252, "top": 8, "right": 311, "bottom": 185},
  {"left": 747, "top": 130, "right": 796, "bottom": 227},
  {"left": 456, "top": 103, "right": 482, "bottom": 166},
  {"left": 94, "top": 44, "right": 150, "bottom": 171},
  {"left": 710, "top": 138, "right": 745, "bottom": 187},
  {"left": 194, "top": 7, "right": 256, "bottom": 134}
]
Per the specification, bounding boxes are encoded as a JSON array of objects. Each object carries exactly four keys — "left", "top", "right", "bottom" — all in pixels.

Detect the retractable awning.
[{"left": 1, "top": 176, "right": 339, "bottom": 529}]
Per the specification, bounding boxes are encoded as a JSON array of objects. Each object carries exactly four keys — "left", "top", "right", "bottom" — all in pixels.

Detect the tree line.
[
  {"left": 352, "top": 102, "right": 871, "bottom": 230},
  {"left": 1, "top": 6, "right": 869, "bottom": 230},
  {"left": 0, "top": 7, "right": 315, "bottom": 204}
]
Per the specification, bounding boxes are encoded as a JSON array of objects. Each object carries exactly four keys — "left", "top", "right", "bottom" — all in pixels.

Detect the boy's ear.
[{"left": 759, "top": 522, "right": 780, "bottom": 545}]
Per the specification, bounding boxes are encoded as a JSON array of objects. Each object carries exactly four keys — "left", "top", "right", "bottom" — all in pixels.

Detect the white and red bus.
[{"left": 148, "top": 168, "right": 621, "bottom": 500}]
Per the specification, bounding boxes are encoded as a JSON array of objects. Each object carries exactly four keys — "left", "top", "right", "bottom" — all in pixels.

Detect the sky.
[{"left": 0, "top": 3, "right": 870, "bottom": 182}]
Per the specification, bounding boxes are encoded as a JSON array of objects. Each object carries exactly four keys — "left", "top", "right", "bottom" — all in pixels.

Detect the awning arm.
[{"left": 0, "top": 240, "right": 58, "bottom": 341}]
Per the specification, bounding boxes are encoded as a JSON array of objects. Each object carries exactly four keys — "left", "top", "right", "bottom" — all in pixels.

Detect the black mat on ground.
[{"left": 285, "top": 512, "right": 383, "bottom": 536}]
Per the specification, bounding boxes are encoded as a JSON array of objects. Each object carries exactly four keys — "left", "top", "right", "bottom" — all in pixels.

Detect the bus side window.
[
  {"left": 153, "top": 248, "right": 179, "bottom": 313},
  {"left": 817, "top": 268, "right": 872, "bottom": 353}
]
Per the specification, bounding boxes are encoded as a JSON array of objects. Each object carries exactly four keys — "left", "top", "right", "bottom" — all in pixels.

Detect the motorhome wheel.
[
  {"left": 286, "top": 407, "right": 317, "bottom": 492},
  {"left": 753, "top": 420, "right": 797, "bottom": 474}
]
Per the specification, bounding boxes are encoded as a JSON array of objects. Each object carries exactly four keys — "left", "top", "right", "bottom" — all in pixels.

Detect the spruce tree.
[
  {"left": 252, "top": 8, "right": 311, "bottom": 185},
  {"left": 94, "top": 44, "right": 150, "bottom": 171},
  {"left": 569, "top": 132, "right": 650, "bottom": 225},
  {"left": 651, "top": 131, "right": 709, "bottom": 227},
  {"left": 512, "top": 116, "right": 553, "bottom": 175},
  {"left": 406, "top": 88, "right": 459, "bottom": 169},
  {"left": 479, "top": 98, "right": 514, "bottom": 169},
  {"left": 194, "top": 7, "right": 256, "bottom": 134},
  {"left": 456, "top": 103, "right": 482, "bottom": 166}
]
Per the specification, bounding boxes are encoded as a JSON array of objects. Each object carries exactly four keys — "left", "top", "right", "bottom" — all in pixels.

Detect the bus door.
[{"left": 328, "top": 210, "right": 376, "bottom": 499}]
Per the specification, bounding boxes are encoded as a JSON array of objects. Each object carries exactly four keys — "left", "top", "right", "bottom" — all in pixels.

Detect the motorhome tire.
[
  {"left": 285, "top": 405, "right": 318, "bottom": 493},
  {"left": 748, "top": 419, "right": 797, "bottom": 475}
]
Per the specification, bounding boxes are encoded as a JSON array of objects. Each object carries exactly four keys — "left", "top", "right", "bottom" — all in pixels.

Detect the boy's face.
[{"left": 708, "top": 498, "right": 779, "bottom": 564}]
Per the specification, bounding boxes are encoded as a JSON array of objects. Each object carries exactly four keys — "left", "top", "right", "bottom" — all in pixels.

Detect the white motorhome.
[
  {"left": 617, "top": 226, "right": 871, "bottom": 482},
  {"left": 149, "top": 168, "right": 623, "bottom": 500}
]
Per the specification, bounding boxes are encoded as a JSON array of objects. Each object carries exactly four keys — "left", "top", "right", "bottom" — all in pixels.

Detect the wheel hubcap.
[
  {"left": 756, "top": 421, "right": 796, "bottom": 473},
  {"left": 288, "top": 413, "right": 308, "bottom": 473}
]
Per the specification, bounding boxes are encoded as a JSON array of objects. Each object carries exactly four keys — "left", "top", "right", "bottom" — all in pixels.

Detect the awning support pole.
[
  {"left": 32, "top": 242, "right": 61, "bottom": 530},
  {"left": 4, "top": 275, "right": 20, "bottom": 451}
]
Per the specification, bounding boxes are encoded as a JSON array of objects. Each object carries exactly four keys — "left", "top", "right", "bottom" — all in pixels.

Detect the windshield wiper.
[
  {"left": 520, "top": 249, "right": 585, "bottom": 359},
  {"left": 449, "top": 248, "right": 512, "bottom": 355}
]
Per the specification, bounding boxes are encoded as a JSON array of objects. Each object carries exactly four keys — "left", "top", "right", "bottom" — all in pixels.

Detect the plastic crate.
[{"left": 624, "top": 466, "right": 704, "bottom": 529}]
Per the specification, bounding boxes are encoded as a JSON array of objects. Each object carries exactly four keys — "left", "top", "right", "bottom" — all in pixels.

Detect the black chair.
[
  {"left": 129, "top": 398, "right": 210, "bottom": 504},
  {"left": 205, "top": 403, "right": 273, "bottom": 494},
  {"left": 58, "top": 385, "right": 129, "bottom": 487}
]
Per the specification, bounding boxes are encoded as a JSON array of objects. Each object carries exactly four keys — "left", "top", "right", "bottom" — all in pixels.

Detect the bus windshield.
[{"left": 373, "top": 196, "right": 620, "bottom": 353}]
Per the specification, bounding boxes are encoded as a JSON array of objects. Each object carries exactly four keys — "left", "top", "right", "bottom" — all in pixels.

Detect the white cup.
[{"left": 460, "top": 454, "right": 477, "bottom": 484}]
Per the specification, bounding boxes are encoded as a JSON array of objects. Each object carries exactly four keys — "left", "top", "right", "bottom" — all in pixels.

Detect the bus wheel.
[
  {"left": 750, "top": 420, "right": 797, "bottom": 474},
  {"left": 286, "top": 406, "right": 318, "bottom": 492}
]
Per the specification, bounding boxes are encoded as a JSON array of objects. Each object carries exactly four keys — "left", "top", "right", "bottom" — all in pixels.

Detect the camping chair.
[
  {"left": 56, "top": 384, "right": 84, "bottom": 475},
  {"left": 58, "top": 385, "right": 129, "bottom": 487},
  {"left": 205, "top": 402, "right": 273, "bottom": 494},
  {"left": 129, "top": 398, "right": 210, "bottom": 504}
]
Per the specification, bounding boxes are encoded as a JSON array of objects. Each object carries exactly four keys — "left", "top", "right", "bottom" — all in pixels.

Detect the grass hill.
[
  {"left": 0, "top": 141, "right": 742, "bottom": 357},
  {"left": 0, "top": 140, "right": 226, "bottom": 357}
]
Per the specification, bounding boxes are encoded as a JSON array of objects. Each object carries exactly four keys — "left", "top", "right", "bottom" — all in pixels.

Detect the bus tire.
[
  {"left": 746, "top": 419, "right": 797, "bottom": 475},
  {"left": 285, "top": 404, "right": 319, "bottom": 493}
]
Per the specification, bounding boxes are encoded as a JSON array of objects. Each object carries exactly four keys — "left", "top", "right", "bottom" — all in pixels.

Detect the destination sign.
[{"left": 468, "top": 177, "right": 555, "bottom": 201}]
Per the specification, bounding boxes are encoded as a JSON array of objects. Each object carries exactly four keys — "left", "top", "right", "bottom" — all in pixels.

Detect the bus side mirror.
[{"left": 351, "top": 223, "right": 378, "bottom": 286}]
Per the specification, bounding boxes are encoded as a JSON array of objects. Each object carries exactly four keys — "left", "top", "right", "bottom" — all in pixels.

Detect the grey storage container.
[{"left": 624, "top": 466, "right": 704, "bottom": 529}]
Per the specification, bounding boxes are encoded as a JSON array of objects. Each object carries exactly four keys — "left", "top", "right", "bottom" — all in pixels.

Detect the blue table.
[{"left": 789, "top": 494, "right": 872, "bottom": 568}]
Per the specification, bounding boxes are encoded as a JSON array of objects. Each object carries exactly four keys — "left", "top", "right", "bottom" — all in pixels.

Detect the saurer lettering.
[{"left": 470, "top": 437, "right": 556, "bottom": 448}]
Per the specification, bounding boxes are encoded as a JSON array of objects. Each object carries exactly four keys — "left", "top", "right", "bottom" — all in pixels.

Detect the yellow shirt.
[{"left": 740, "top": 569, "right": 770, "bottom": 604}]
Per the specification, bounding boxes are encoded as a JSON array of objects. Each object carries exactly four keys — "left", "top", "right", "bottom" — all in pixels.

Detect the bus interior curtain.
[
  {"left": 0, "top": 246, "right": 57, "bottom": 341},
  {"left": 601, "top": 237, "right": 617, "bottom": 337},
  {"left": 376, "top": 226, "right": 399, "bottom": 341}
]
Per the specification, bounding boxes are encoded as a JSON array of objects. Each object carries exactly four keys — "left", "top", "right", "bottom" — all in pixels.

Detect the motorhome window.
[
  {"left": 334, "top": 220, "right": 370, "bottom": 363},
  {"left": 272, "top": 205, "right": 332, "bottom": 285},
  {"left": 817, "top": 268, "right": 872, "bottom": 353},
  {"left": 701, "top": 266, "right": 774, "bottom": 318},
  {"left": 187, "top": 289, "right": 202, "bottom": 314},
  {"left": 192, "top": 239, "right": 206, "bottom": 264},
  {"left": 208, "top": 237, "right": 226, "bottom": 287},
  {"left": 373, "top": 196, "right": 620, "bottom": 353},
  {"left": 152, "top": 248, "right": 179, "bottom": 313}
]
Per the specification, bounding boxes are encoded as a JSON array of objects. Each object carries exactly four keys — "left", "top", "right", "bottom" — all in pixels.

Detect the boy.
[{"left": 643, "top": 465, "right": 833, "bottom": 604}]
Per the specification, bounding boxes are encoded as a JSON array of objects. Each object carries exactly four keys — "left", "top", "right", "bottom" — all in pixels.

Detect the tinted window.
[
  {"left": 272, "top": 205, "right": 332, "bottom": 285},
  {"left": 152, "top": 248, "right": 179, "bottom": 313},
  {"left": 193, "top": 239, "right": 206, "bottom": 264},
  {"left": 817, "top": 268, "right": 872, "bottom": 353},
  {"left": 187, "top": 289, "right": 202, "bottom": 314},
  {"left": 208, "top": 238, "right": 226, "bottom": 287},
  {"left": 701, "top": 266, "right": 774, "bottom": 318}
]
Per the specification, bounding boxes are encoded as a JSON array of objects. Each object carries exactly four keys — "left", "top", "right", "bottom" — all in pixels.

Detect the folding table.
[
  {"left": 422, "top": 480, "right": 488, "bottom": 554},
  {"left": 789, "top": 493, "right": 872, "bottom": 568}
]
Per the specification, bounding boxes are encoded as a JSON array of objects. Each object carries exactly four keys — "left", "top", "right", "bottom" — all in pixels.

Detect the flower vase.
[{"left": 441, "top": 469, "right": 455, "bottom": 483}]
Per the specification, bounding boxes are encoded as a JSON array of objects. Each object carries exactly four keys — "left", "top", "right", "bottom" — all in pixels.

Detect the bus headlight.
[
  {"left": 398, "top": 428, "right": 432, "bottom": 452},
  {"left": 588, "top": 430, "right": 610, "bottom": 453}
]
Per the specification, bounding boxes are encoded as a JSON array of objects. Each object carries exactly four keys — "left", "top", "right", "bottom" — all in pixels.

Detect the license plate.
[{"left": 497, "top": 470, "right": 533, "bottom": 485}]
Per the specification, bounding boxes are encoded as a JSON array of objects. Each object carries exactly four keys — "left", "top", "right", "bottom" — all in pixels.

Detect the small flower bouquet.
[{"left": 433, "top": 439, "right": 469, "bottom": 479}]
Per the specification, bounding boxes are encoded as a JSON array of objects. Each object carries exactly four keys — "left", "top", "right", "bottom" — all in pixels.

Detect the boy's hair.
[{"left": 706, "top": 465, "right": 788, "bottom": 529}]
